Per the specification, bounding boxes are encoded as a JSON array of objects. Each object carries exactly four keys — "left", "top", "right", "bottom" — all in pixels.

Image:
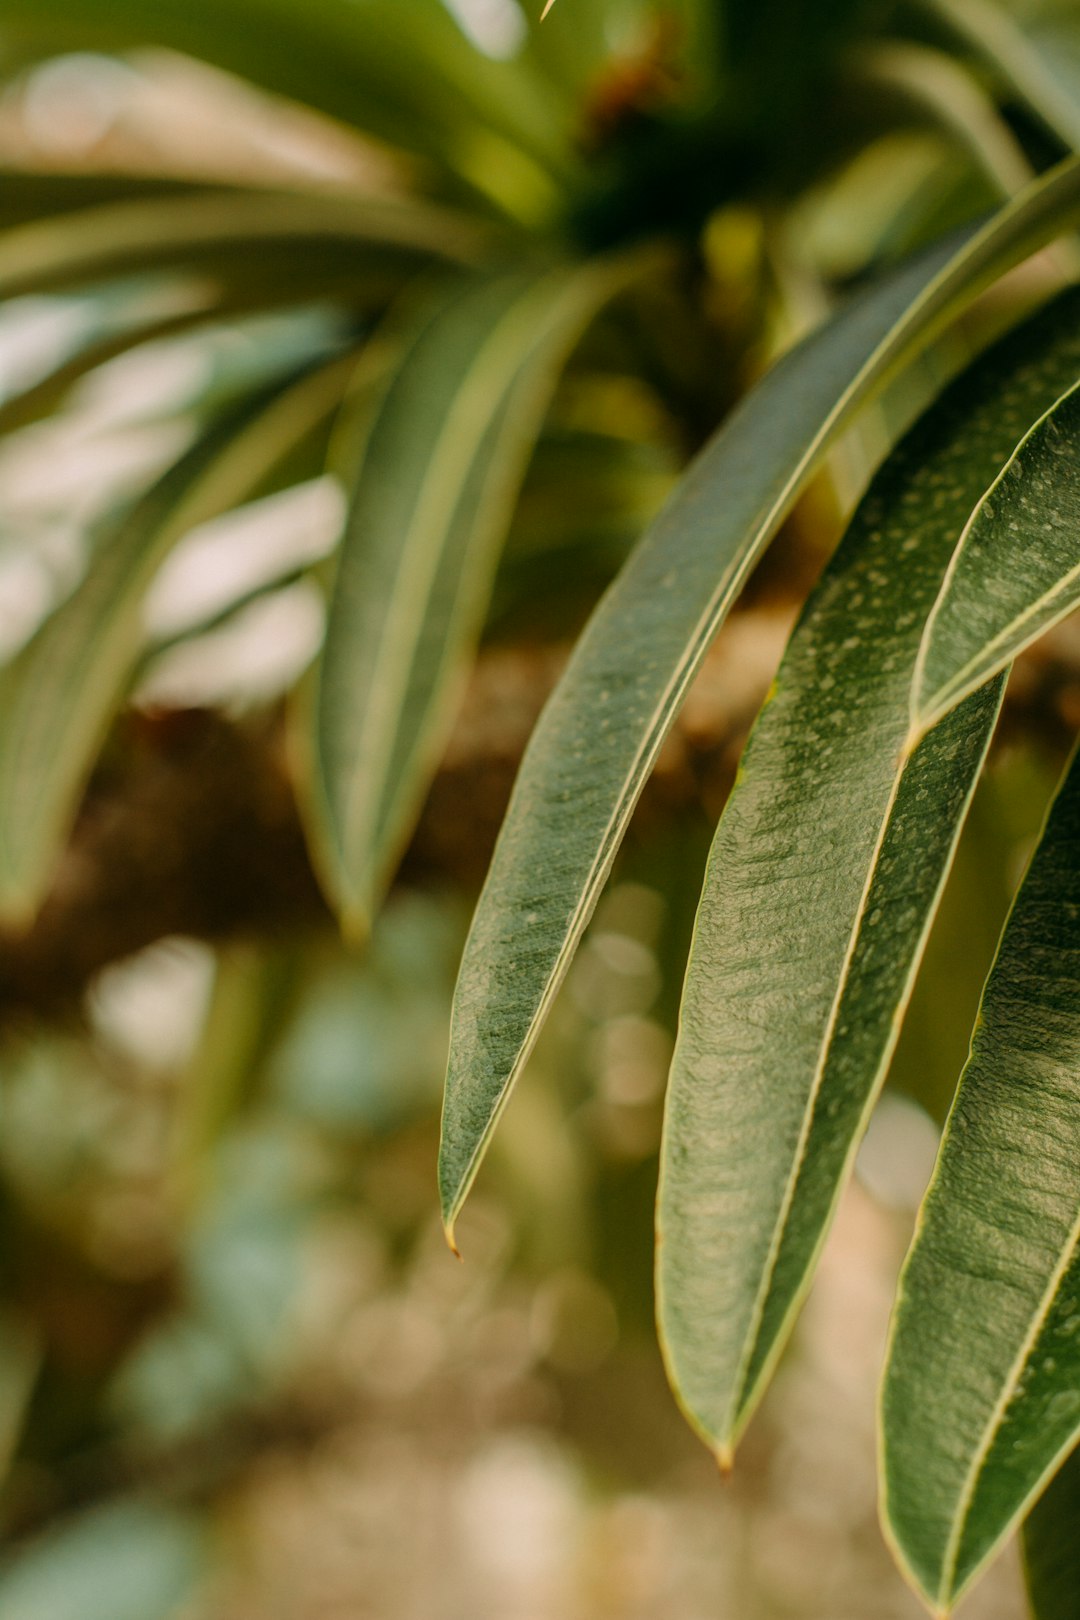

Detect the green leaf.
[
  {"left": 0, "top": 188, "right": 487, "bottom": 303},
  {"left": 913, "top": 377, "right": 1080, "bottom": 738},
  {"left": 881, "top": 739, "right": 1080, "bottom": 1613},
  {"left": 0, "top": 354, "right": 355, "bottom": 926},
  {"left": 928, "top": 0, "right": 1080, "bottom": 155},
  {"left": 662, "top": 287, "right": 1080, "bottom": 1466},
  {"left": 309, "top": 258, "right": 644, "bottom": 933},
  {"left": 1024, "top": 1444, "right": 1080, "bottom": 1620},
  {"left": 439, "top": 155, "right": 1080, "bottom": 1245}
]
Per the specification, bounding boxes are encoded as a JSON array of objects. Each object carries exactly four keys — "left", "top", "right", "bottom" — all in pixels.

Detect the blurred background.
[{"left": 0, "top": 1, "right": 1079, "bottom": 1614}]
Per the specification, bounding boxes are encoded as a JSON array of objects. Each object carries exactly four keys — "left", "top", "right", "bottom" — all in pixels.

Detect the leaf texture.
[
  {"left": 310, "top": 259, "right": 641, "bottom": 932},
  {"left": 881, "top": 740, "right": 1080, "bottom": 1612},
  {"left": 913, "top": 378, "right": 1080, "bottom": 737},
  {"left": 439, "top": 156, "right": 1080, "bottom": 1243},
  {"left": 0, "top": 356, "right": 355, "bottom": 925}
]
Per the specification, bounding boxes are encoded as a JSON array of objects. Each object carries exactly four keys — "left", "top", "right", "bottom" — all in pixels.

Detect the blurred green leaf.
[
  {"left": 308, "top": 256, "right": 648, "bottom": 932},
  {"left": 660, "top": 286, "right": 1080, "bottom": 1464},
  {"left": 0, "top": 187, "right": 487, "bottom": 304},
  {"left": 913, "top": 377, "right": 1080, "bottom": 739},
  {"left": 882, "top": 740, "right": 1080, "bottom": 1610},
  {"left": 0, "top": 353, "right": 355, "bottom": 924},
  {"left": 439, "top": 155, "right": 1080, "bottom": 1245}
]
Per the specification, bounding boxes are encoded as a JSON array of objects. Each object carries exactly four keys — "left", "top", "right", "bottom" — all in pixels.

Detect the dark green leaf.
[
  {"left": 439, "top": 156, "right": 1080, "bottom": 1245},
  {"left": 882, "top": 738, "right": 1080, "bottom": 1611},
  {"left": 913, "top": 378, "right": 1080, "bottom": 738}
]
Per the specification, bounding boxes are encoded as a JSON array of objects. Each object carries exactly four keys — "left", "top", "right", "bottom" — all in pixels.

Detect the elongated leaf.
[
  {"left": 0, "top": 189, "right": 486, "bottom": 304},
  {"left": 310, "top": 258, "right": 645, "bottom": 932},
  {"left": 913, "top": 378, "right": 1080, "bottom": 738},
  {"left": 1024, "top": 1444, "right": 1080, "bottom": 1620},
  {"left": 881, "top": 739, "right": 1080, "bottom": 1612},
  {"left": 439, "top": 156, "right": 1080, "bottom": 1244},
  {"left": 0, "top": 354, "right": 356, "bottom": 925},
  {"left": 661, "top": 288, "right": 1080, "bottom": 1465}
]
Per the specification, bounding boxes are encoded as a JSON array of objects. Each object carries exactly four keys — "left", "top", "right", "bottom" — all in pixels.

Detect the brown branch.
[{"left": 2, "top": 600, "right": 1074, "bottom": 1024}]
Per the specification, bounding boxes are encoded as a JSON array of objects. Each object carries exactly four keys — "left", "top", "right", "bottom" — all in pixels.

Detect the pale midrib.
[
  {"left": 723, "top": 745, "right": 909, "bottom": 1442},
  {"left": 924, "top": 560, "right": 1080, "bottom": 726},
  {"left": 337, "top": 269, "right": 578, "bottom": 884},
  {"left": 727, "top": 687, "right": 1001, "bottom": 1444},
  {"left": 939, "top": 1207, "right": 1080, "bottom": 1606},
  {"left": 914, "top": 377, "right": 1080, "bottom": 733},
  {"left": 445, "top": 154, "right": 1080, "bottom": 1227}
]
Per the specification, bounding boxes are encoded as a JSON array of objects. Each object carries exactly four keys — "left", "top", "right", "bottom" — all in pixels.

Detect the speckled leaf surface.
[
  {"left": 0, "top": 357, "right": 353, "bottom": 925},
  {"left": 882, "top": 740, "right": 1080, "bottom": 1613},
  {"left": 1024, "top": 1444, "right": 1080, "bottom": 1620},
  {"left": 657, "top": 287, "right": 1080, "bottom": 1467},
  {"left": 439, "top": 157, "right": 1080, "bottom": 1242},
  {"left": 914, "top": 379, "right": 1080, "bottom": 738},
  {"left": 311, "top": 260, "right": 639, "bottom": 931}
]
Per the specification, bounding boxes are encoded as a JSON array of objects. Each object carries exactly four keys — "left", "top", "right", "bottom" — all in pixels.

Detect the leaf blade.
[
  {"left": 0, "top": 354, "right": 356, "bottom": 925},
  {"left": 310, "top": 258, "right": 643, "bottom": 930},
  {"left": 657, "top": 284, "right": 1080, "bottom": 1464},
  {"left": 881, "top": 741, "right": 1080, "bottom": 1611},
  {"left": 914, "top": 377, "right": 1080, "bottom": 737},
  {"left": 440, "top": 155, "right": 1080, "bottom": 1242}
]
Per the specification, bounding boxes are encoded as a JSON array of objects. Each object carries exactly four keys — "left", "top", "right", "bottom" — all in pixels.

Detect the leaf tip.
[
  {"left": 339, "top": 901, "right": 372, "bottom": 951},
  {"left": 715, "top": 1443, "right": 735, "bottom": 1479},
  {"left": 443, "top": 1218, "right": 462, "bottom": 1261},
  {"left": 540, "top": 0, "right": 557, "bottom": 16}
]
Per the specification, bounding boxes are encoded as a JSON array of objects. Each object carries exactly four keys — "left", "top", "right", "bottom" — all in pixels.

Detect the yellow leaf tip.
[
  {"left": 714, "top": 1444, "right": 735, "bottom": 1479},
  {"left": 443, "top": 1221, "right": 462, "bottom": 1261},
  {"left": 540, "top": 0, "right": 556, "bottom": 17}
]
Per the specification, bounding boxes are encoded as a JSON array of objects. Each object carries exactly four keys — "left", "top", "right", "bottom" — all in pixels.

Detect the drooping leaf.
[
  {"left": 928, "top": 0, "right": 1080, "bottom": 155},
  {"left": 881, "top": 739, "right": 1080, "bottom": 1612},
  {"left": 309, "top": 257, "right": 647, "bottom": 933},
  {"left": 912, "top": 377, "right": 1080, "bottom": 738},
  {"left": 662, "top": 285, "right": 1080, "bottom": 1467},
  {"left": 0, "top": 354, "right": 356, "bottom": 925},
  {"left": 1024, "top": 1443, "right": 1080, "bottom": 1620},
  {"left": 439, "top": 155, "right": 1080, "bottom": 1244},
  {"left": 0, "top": 188, "right": 487, "bottom": 305}
]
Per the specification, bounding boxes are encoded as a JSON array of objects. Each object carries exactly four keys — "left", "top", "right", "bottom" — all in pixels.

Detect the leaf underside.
[{"left": 658, "top": 285, "right": 1080, "bottom": 1464}]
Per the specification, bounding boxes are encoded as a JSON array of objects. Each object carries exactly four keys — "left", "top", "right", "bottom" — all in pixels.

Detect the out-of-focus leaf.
[
  {"left": 0, "top": 0, "right": 576, "bottom": 206},
  {"left": 913, "top": 377, "right": 1080, "bottom": 738},
  {"left": 0, "top": 1501, "right": 207, "bottom": 1620},
  {"left": 853, "top": 40, "right": 1033, "bottom": 195},
  {"left": 0, "top": 353, "right": 356, "bottom": 925},
  {"left": 1024, "top": 1444, "right": 1080, "bottom": 1620},
  {"left": 881, "top": 735, "right": 1080, "bottom": 1610},
  {"left": 662, "top": 312, "right": 1080, "bottom": 1469},
  {"left": 309, "top": 256, "right": 647, "bottom": 932},
  {"left": 0, "top": 188, "right": 487, "bottom": 303},
  {"left": 929, "top": 0, "right": 1080, "bottom": 153},
  {"left": 439, "top": 156, "right": 1080, "bottom": 1246}
]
